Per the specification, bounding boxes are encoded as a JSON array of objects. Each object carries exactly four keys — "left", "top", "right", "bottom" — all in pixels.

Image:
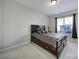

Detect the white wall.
[
  {"left": 0, "top": 0, "right": 2, "bottom": 50},
  {"left": 2, "top": 0, "right": 49, "bottom": 49},
  {"left": 48, "top": 16, "right": 55, "bottom": 32}
]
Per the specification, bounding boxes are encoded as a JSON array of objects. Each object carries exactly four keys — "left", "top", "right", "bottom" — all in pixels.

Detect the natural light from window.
[{"left": 57, "top": 16, "right": 73, "bottom": 34}]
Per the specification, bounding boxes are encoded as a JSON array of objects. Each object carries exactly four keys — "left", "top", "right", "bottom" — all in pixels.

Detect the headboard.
[
  {"left": 31, "top": 25, "right": 39, "bottom": 33},
  {"left": 31, "top": 25, "right": 46, "bottom": 33}
]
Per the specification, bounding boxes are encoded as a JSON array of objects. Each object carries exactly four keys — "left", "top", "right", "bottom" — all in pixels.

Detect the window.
[{"left": 57, "top": 16, "right": 73, "bottom": 34}]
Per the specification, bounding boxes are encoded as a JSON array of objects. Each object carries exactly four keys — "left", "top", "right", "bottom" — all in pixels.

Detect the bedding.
[
  {"left": 43, "top": 33, "right": 66, "bottom": 41},
  {"left": 32, "top": 32, "right": 66, "bottom": 48}
]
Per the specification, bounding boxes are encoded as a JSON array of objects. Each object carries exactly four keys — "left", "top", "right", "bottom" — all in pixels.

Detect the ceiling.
[{"left": 13, "top": 0, "right": 78, "bottom": 15}]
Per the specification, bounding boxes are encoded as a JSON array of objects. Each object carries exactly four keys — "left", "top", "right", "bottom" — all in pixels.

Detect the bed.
[{"left": 31, "top": 25, "right": 67, "bottom": 59}]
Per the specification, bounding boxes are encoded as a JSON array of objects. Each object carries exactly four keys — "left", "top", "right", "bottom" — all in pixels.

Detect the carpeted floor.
[{"left": 0, "top": 37, "right": 78, "bottom": 59}]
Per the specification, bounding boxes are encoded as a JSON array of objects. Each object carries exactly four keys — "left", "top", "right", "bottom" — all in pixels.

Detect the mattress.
[{"left": 32, "top": 32, "right": 66, "bottom": 48}]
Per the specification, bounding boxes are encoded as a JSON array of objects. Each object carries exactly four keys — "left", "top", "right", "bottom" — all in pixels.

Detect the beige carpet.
[{"left": 0, "top": 37, "right": 78, "bottom": 59}]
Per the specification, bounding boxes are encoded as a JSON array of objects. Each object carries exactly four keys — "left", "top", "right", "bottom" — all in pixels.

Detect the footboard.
[{"left": 56, "top": 36, "right": 67, "bottom": 59}]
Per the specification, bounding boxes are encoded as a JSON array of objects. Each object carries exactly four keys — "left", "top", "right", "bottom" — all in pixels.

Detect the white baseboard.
[{"left": 0, "top": 41, "right": 30, "bottom": 53}]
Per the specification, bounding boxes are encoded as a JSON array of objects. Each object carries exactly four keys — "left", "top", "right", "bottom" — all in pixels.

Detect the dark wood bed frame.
[{"left": 31, "top": 25, "right": 67, "bottom": 59}]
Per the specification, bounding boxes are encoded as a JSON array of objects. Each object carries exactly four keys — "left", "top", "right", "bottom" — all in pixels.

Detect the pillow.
[
  {"left": 37, "top": 28, "right": 41, "bottom": 33},
  {"left": 42, "top": 30, "right": 47, "bottom": 34},
  {"left": 37, "top": 25, "right": 48, "bottom": 34},
  {"left": 45, "top": 26, "right": 48, "bottom": 33}
]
